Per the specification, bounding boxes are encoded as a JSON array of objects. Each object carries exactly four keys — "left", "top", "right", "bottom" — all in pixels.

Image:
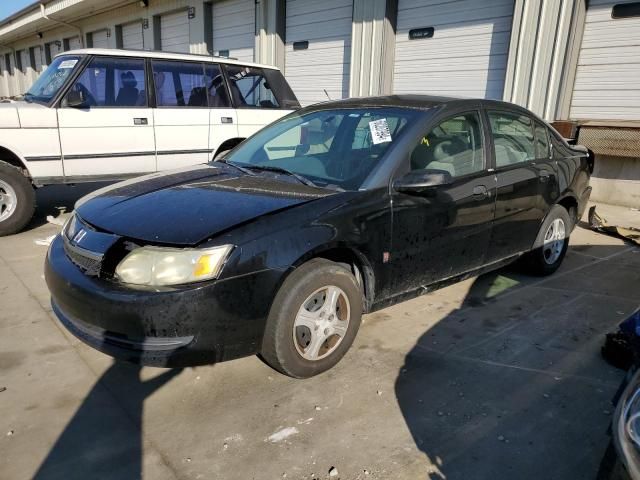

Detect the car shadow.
[
  {"left": 394, "top": 243, "right": 633, "bottom": 479},
  {"left": 33, "top": 361, "right": 181, "bottom": 480},
  {"left": 27, "top": 182, "right": 115, "bottom": 231}
]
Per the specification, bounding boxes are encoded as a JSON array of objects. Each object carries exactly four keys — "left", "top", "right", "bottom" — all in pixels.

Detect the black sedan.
[{"left": 45, "top": 95, "right": 593, "bottom": 378}]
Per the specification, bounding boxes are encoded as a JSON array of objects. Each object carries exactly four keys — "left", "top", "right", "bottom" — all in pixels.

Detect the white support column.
[
  {"left": 349, "top": 0, "right": 396, "bottom": 97},
  {"left": 255, "top": 0, "right": 285, "bottom": 69},
  {"left": 503, "top": 0, "right": 586, "bottom": 121}
]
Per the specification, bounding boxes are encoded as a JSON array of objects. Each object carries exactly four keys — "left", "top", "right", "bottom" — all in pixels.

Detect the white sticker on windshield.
[
  {"left": 58, "top": 59, "right": 78, "bottom": 69},
  {"left": 369, "top": 118, "right": 392, "bottom": 145}
]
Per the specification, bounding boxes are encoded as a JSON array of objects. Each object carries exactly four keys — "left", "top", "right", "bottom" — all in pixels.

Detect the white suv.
[{"left": 0, "top": 48, "right": 300, "bottom": 235}]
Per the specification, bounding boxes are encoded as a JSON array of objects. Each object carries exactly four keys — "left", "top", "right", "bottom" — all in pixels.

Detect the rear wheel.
[
  {"left": 521, "top": 205, "right": 571, "bottom": 276},
  {"left": 261, "top": 258, "right": 363, "bottom": 378},
  {"left": 0, "top": 161, "right": 35, "bottom": 236}
]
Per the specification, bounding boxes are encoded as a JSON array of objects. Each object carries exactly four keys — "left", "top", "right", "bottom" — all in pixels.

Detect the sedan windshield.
[
  {"left": 25, "top": 55, "right": 82, "bottom": 104},
  {"left": 223, "top": 107, "right": 419, "bottom": 190}
]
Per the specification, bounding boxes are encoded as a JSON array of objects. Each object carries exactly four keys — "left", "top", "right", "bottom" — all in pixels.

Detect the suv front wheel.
[{"left": 0, "top": 161, "right": 36, "bottom": 236}]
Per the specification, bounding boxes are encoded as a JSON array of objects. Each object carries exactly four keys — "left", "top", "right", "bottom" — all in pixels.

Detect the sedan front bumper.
[{"left": 45, "top": 234, "right": 282, "bottom": 367}]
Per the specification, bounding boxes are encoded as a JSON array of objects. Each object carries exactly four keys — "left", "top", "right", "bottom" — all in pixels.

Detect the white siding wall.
[
  {"left": 212, "top": 0, "right": 255, "bottom": 63},
  {"left": 569, "top": 0, "right": 640, "bottom": 120},
  {"left": 122, "top": 21, "right": 144, "bottom": 50},
  {"left": 161, "top": 10, "right": 190, "bottom": 53},
  {"left": 394, "top": 0, "right": 514, "bottom": 99},
  {"left": 285, "top": 0, "right": 353, "bottom": 106}
]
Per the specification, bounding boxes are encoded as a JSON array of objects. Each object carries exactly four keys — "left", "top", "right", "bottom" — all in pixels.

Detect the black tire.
[
  {"left": 520, "top": 204, "right": 572, "bottom": 276},
  {"left": 0, "top": 161, "right": 35, "bottom": 237},
  {"left": 261, "top": 258, "right": 363, "bottom": 378}
]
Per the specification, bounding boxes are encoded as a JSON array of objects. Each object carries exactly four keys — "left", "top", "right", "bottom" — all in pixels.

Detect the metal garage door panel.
[
  {"left": 0, "top": 56, "right": 8, "bottom": 97},
  {"left": 122, "top": 22, "right": 144, "bottom": 49},
  {"left": 285, "top": 0, "right": 353, "bottom": 106},
  {"left": 92, "top": 30, "right": 110, "bottom": 49},
  {"left": 570, "top": 0, "right": 640, "bottom": 120},
  {"left": 66, "top": 37, "right": 82, "bottom": 50},
  {"left": 212, "top": 0, "right": 255, "bottom": 63},
  {"left": 33, "top": 46, "right": 43, "bottom": 73},
  {"left": 161, "top": 10, "right": 190, "bottom": 53},
  {"left": 394, "top": 0, "right": 514, "bottom": 99}
]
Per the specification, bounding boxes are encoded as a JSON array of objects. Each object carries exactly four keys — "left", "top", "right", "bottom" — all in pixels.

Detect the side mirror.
[
  {"left": 64, "top": 88, "right": 87, "bottom": 108},
  {"left": 393, "top": 169, "right": 453, "bottom": 194}
]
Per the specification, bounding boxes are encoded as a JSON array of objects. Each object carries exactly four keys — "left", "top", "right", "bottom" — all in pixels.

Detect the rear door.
[
  {"left": 224, "top": 65, "right": 293, "bottom": 138},
  {"left": 58, "top": 56, "right": 156, "bottom": 178},
  {"left": 389, "top": 109, "right": 496, "bottom": 295},
  {"left": 484, "top": 109, "right": 557, "bottom": 262},
  {"left": 206, "top": 62, "right": 238, "bottom": 157},
  {"left": 151, "top": 60, "right": 211, "bottom": 169}
]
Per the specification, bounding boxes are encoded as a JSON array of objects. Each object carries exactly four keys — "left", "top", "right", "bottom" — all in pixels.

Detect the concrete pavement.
[{"left": 1, "top": 185, "right": 639, "bottom": 480}]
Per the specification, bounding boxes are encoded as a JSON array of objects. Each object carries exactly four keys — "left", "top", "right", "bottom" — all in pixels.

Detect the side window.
[
  {"left": 67, "top": 56, "right": 147, "bottom": 107},
  {"left": 410, "top": 112, "right": 485, "bottom": 178},
  {"left": 152, "top": 61, "right": 208, "bottom": 107},
  {"left": 534, "top": 121, "right": 550, "bottom": 159},
  {"left": 204, "top": 63, "right": 231, "bottom": 108},
  {"left": 224, "top": 65, "right": 280, "bottom": 108},
  {"left": 488, "top": 111, "right": 535, "bottom": 167}
]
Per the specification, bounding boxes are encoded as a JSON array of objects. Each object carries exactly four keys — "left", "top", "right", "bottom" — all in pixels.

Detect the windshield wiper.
[
  {"left": 218, "top": 159, "right": 256, "bottom": 176},
  {"left": 245, "top": 165, "right": 318, "bottom": 188}
]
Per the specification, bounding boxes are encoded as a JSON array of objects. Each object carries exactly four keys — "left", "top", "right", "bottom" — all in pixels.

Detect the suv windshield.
[
  {"left": 223, "top": 107, "right": 418, "bottom": 190},
  {"left": 25, "top": 55, "right": 82, "bottom": 104}
]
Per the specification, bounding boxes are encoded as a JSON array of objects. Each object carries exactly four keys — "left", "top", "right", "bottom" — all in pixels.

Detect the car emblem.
[{"left": 73, "top": 229, "right": 87, "bottom": 245}]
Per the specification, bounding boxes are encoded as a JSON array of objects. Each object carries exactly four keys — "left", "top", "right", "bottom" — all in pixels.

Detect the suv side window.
[
  {"left": 488, "top": 111, "right": 535, "bottom": 167},
  {"left": 152, "top": 60, "right": 208, "bottom": 107},
  {"left": 224, "top": 65, "right": 280, "bottom": 108},
  {"left": 205, "top": 63, "right": 231, "bottom": 108},
  {"left": 410, "top": 112, "right": 485, "bottom": 178},
  {"left": 67, "top": 56, "right": 147, "bottom": 107},
  {"left": 534, "top": 121, "right": 550, "bottom": 159}
]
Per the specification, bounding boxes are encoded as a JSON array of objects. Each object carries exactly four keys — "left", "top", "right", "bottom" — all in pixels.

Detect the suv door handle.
[
  {"left": 133, "top": 117, "right": 148, "bottom": 125},
  {"left": 221, "top": 117, "right": 233, "bottom": 124},
  {"left": 472, "top": 185, "right": 490, "bottom": 199}
]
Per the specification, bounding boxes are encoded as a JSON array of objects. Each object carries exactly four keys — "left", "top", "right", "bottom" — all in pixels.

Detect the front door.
[
  {"left": 388, "top": 111, "right": 496, "bottom": 296},
  {"left": 484, "top": 110, "right": 558, "bottom": 262},
  {"left": 58, "top": 56, "right": 155, "bottom": 178}
]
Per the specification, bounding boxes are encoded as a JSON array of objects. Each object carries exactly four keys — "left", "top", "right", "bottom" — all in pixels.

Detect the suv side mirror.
[
  {"left": 64, "top": 89, "right": 88, "bottom": 108},
  {"left": 393, "top": 170, "right": 453, "bottom": 194}
]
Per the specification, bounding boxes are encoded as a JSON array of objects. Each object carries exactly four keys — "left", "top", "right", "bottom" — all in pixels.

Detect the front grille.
[{"left": 63, "top": 237, "right": 103, "bottom": 277}]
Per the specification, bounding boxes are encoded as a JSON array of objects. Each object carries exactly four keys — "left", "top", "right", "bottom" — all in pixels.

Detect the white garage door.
[
  {"left": 569, "top": 0, "right": 640, "bottom": 120},
  {"left": 394, "top": 0, "right": 514, "bottom": 99},
  {"left": 66, "top": 36, "right": 82, "bottom": 51},
  {"left": 19, "top": 49, "right": 31, "bottom": 92},
  {"left": 212, "top": 0, "right": 255, "bottom": 63},
  {"left": 285, "top": 0, "right": 353, "bottom": 106},
  {"left": 161, "top": 10, "right": 190, "bottom": 53},
  {"left": 0, "top": 56, "right": 8, "bottom": 97},
  {"left": 47, "top": 41, "right": 62, "bottom": 64},
  {"left": 32, "top": 46, "right": 43, "bottom": 73},
  {"left": 122, "top": 22, "right": 144, "bottom": 50},
  {"left": 91, "top": 30, "right": 110, "bottom": 49}
]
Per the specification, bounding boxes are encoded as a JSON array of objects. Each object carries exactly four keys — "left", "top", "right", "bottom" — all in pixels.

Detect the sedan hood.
[{"left": 76, "top": 164, "right": 334, "bottom": 245}]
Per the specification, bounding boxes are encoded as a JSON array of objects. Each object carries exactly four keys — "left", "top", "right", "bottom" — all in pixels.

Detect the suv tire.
[{"left": 0, "top": 161, "right": 36, "bottom": 237}]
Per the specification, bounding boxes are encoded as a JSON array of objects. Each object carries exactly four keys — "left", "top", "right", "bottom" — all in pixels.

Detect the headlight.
[
  {"left": 615, "top": 369, "right": 640, "bottom": 478},
  {"left": 115, "top": 245, "right": 234, "bottom": 286}
]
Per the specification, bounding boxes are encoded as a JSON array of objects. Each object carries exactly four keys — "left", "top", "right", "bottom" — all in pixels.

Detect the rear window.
[{"left": 224, "top": 65, "right": 299, "bottom": 110}]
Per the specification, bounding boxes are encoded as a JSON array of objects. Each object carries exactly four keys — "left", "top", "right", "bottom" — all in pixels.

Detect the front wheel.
[
  {"left": 0, "top": 161, "right": 35, "bottom": 236},
  {"left": 261, "top": 258, "right": 363, "bottom": 378},
  {"left": 521, "top": 205, "right": 572, "bottom": 276}
]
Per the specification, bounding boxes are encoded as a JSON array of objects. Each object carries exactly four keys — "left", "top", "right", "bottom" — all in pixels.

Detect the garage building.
[{"left": 0, "top": 0, "right": 638, "bottom": 206}]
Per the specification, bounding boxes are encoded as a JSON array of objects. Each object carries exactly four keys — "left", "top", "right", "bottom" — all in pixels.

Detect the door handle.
[
  {"left": 472, "top": 185, "right": 490, "bottom": 200},
  {"left": 221, "top": 117, "right": 233, "bottom": 124},
  {"left": 133, "top": 117, "right": 148, "bottom": 125}
]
